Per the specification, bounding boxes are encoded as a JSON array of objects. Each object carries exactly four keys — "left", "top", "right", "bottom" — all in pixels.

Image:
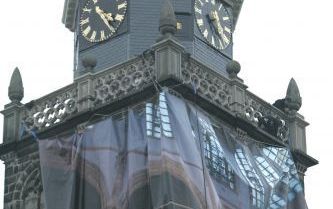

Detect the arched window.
[
  {"left": 262, "top": 147, "right": 303, "bottom": 202},
  {"left": 235, "top": 148, "right": 264, "bottom": 209},
  {"left": 146, "top": 92, "right": 173, "bottom": 138},
  {"left": 262, "top": 147, "right": 288, "bottom": 168},
  {"left": 255, "top": 155, "right": 286, "bottom": 209},
  {"left": 198, "top": 118, "right": 234, "bottom": 189},
  {"left": 255, "top": 156, "right": 279, "bottom": 187}
]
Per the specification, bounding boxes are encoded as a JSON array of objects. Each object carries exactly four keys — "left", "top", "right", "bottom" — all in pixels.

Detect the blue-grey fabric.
[{"left": 39, "top": 90, "right": 307, "bottom": 209}]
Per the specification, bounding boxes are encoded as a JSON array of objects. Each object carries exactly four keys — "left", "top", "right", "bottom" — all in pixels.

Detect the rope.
[{"left": 192, "top": 80, "right": 208, "bottom": 209}]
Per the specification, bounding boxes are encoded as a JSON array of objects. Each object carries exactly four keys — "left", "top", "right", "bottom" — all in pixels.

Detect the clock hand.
[
  {"left": 206, "top": 14, "right": 218, "bottom": 36},
  {"left": 95, "top": 6, "right": 115, "bottom": 33},
  {"left": 95, "top": 6, "right": 114, "bottom": 22},
  {"left": 210, "top": 10, "right": 228, "bottom": 44},
  {"left": 213, "top": 11, "right": 231, "bottom": 46},
  {"left": 207, "top": 12, "right": 222, "bottom": 38}
]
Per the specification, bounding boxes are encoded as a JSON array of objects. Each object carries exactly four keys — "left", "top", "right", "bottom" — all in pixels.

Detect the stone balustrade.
[{"left": 7, "top": 39, "right": 288, "bottom": 143}]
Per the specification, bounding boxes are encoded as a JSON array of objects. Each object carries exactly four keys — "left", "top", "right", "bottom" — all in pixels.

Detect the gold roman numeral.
[
  {"left": 203, "top": 29, "right": 208, "bottom": 38},
  {"left": 90, "top": 31, "right": 97, "bottom": 40},
  {"left": 222, "top": 16, "right": 230, "bottom": 21},
  {"left": 100, "top": 30, "right": 106, "bottom": 40},
  {"left": 82, "top": 26, "right": 91, "bottom": 37},
  {"left": 115, "top": 14, "right": 124, "bottom": 21},
  {"left": 222, "top": 34, "right": 230, "bottom": 45},
  {"left": 118, "top": 2, "right": 127, "bottom": 10},
  {"left": 82, "top": 7, "right": 92, "bottom": 13},
  {"left": 80, "top": 18, "right": 89, "bottom": 26},
  {"left": 224, "top": 26, "right": 231, "bottom": 34},
  {"left": 211, "top": 37, "right": 215, "bottom": 46},
  {"left": 197, "top": 19, "right": 203, "bottom": 26}
]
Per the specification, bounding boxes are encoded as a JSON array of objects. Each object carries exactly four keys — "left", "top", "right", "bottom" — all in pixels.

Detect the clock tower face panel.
[
  {"left": 75, "top": 0, "right": 234, "bottom": 77},
  {"left": 79, "top": 0, "right": 128, "bottom": 50},
  {"left": 194, "top": 0, "right": 232, "bottom": 51}
]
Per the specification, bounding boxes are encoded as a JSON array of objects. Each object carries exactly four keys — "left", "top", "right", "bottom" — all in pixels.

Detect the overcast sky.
[{"left": 0, "top": 0, "right": 332, "bottom": 208}]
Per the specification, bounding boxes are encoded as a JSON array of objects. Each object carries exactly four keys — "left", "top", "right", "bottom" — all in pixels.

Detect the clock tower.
[
  {"left": 62, "top": 0, "right": 243, "bottom": 78},
  {"left": 0, "top": 1, "right": 318, "bottom": 209}
]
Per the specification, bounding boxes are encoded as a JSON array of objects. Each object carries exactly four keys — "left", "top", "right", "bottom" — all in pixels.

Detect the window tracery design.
[
  {"left": 255, "top": 156, "right": 279, "bottom": 187},
  {"left": 235, "top": 148, "right": 264, "bottom": 209},
  {"left": 263, "top": 147, "right": 288, "bottom": 168},
  {"left": 262, "top": 147, "right": 303, "bottom": 202},
  {"left": 198, "top": 118, "right": 235, "bottom": 189},
  {"left": 146, "top": 92, "right": 173, "bottom": 138}
]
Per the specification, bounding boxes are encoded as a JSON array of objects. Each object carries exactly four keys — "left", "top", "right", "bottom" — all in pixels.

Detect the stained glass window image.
[
  {"left": 262, "top": 147, "right": 304, "bottom": 203},
  {"left": 235, "top": 148, "right": 265, "bottom": 209},
  {"left": 255, "top": 156, "right": 279, "bottom": 187},
  {"left": 198, "top": 118, "right": 235, "bottom": 189},
  {"left": 146, "top": 92, "right": 173, "bottom": 138}
]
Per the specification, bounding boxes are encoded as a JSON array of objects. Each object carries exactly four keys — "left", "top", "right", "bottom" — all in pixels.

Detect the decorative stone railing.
[
  {"left": 22, "top": 84, "right": 78, "bottom": 131},
  {"left": 3, "top": 38, "right": 289, "bottom": 144},
  {"left": 181, "top": 57, "right": 232, "bottom": 110},
  {"left": 243, "top": 91, "right": 288, "bottom": 142},
  {"left": 19, "top": 52, "right": 155, "bottom": 134},
  {"left": 182, "top": 56, "right": 289, "bottom": 142},
  {"left": 93, "top": 52, "right": 155, "bottom": 107}
]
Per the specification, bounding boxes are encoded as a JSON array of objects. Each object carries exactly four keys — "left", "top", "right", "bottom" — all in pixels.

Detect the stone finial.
[
  {"left": 8, "top": 67, "right": 24, "bottom": 103},
  {"left": 82, "top": 56, "right": 97, "bottom": 72},
  {"left": 159, "top": 0, "right": 177, "bottom": 37},
  {"left": 226, "top": 60, "right": 241, "bottom": 79},
  {"left": 285, "top": 78, "right": 302, "bottom": 112}
]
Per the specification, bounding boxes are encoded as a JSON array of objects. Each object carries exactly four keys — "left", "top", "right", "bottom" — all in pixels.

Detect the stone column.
[
  {"left": 152, "top": 0, "right": 185, "bottom": 82},
  {"left": 282, "top": 78, "right": 315, "bottom": 184},
  {"left": 226, "top": 60, "right": 247, "bottom": 114},
  {"left": 75, "top": 56, "right": 97, "bottom": 112}
]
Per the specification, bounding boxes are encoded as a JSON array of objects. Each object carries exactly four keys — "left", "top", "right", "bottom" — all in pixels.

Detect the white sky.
[{"left": 0, "top": 0, "right": 332, "bottom": 208}]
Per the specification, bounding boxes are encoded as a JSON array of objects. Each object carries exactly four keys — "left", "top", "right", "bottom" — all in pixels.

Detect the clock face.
[
  {"left": 194, "top": 0, "right": 232, "bottom": 50},
  {"left": 80, "top": 0, "right": 128, "bottom": 43}
]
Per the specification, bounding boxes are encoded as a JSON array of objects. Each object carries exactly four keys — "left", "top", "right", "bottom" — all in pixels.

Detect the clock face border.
[
  {"left": 80, "top": 0, "right": 128, "bottom": 43},
  {"left": 194, "top": 0, "right": 233, "bottom": 51}
]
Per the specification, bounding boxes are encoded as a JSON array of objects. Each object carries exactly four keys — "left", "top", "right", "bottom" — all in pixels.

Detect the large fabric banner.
[{"left": 39, "top": 90, "right": 307, "bottom": 209}]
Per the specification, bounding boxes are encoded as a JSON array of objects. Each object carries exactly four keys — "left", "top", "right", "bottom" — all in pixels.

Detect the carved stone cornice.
[
  {"left": 5, "top": 40, "right": 294, "bottom": 146},
  {"left": 94, "top": 51, "right": 155, "bottom": 106},
  {"left": 22, "top": 84, "right": 78, "bottom": 131},
  {"left": 181, "top": 57, "right": 232, "bottom": 109}
]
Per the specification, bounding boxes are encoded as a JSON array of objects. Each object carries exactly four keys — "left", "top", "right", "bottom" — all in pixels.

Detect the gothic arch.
[
  {"left": 20, "top": 168, "right": 43, "bottom": 209},
  {"left": 13, "top": 159, "right": 41, "bottom": 201},
  {"left": 7, "top": 158, "right": 43, "bottom": 209},
  {"left": 77, "top": 159, "right": 110, "bottom": 209},
  {"left": 127, "top": 158, "right": 209, "bottom": 209}
]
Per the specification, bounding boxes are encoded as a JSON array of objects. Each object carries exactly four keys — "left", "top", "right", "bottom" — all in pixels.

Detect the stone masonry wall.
[{"left": 2, "top": 142, "right": 43, "bottom": 209}]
